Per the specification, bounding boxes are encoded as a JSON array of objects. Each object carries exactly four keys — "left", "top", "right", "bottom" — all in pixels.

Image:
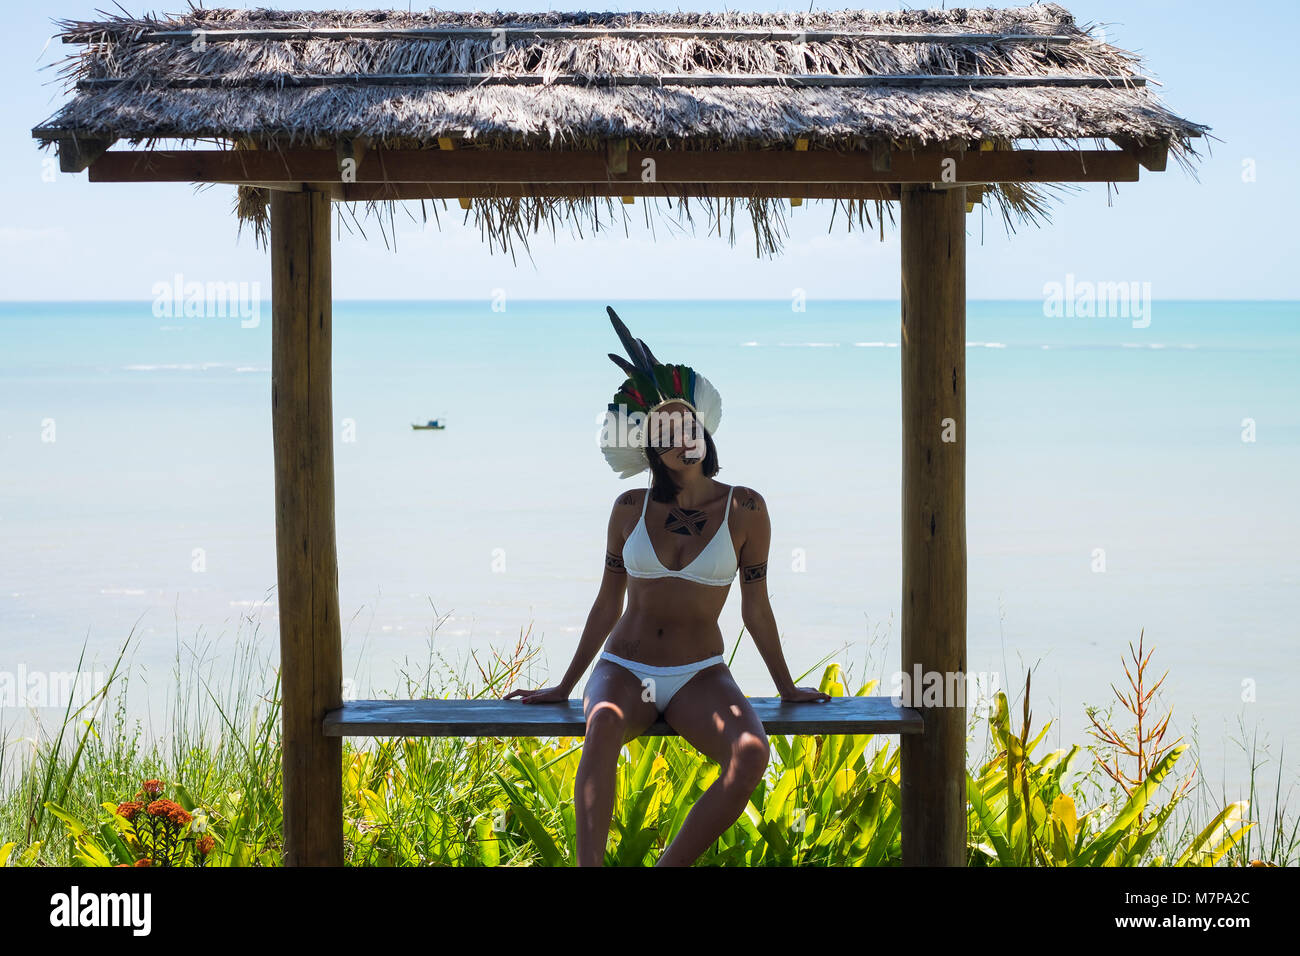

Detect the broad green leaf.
[
  {"left": 1175, "top": 800, "right": 1252, "bottom": 868},
  {"left": 43, "top": 801, "right": 85, "bottom": 838},
  {"left": 493, "top": 772, "right": 562, "bottom": 866},
  {"left": 1052, "top": 793, "right": 1078, "bottom": 841},
  {"left": 967, "top": 773, "right": 1014, "bottom": 865},
  {"left": 474, "top": 814, "right": 500, "bottom": 867},
  {"left": 98, "top": 822, "right": 135, "bottom": 865},
  {"left": 764, "top": 771, "right": 797, "bottom": 826},
  {"left": 173, "top": 782, "right": 196, "bottom": 812},
  {"left": 1120, "top": 799, "right": 1181, "bottom": 866},
  {"left": 1075, "top": 745, "right": 1185, "bottom": 867}
]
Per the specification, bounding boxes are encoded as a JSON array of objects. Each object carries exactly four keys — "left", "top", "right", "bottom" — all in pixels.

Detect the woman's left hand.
[{"left": 780, "top": 686, "right": 832, "bottom": 702}]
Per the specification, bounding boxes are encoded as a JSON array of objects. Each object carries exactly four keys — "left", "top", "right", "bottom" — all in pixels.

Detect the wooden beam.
[
  {"left": 1111, "top": 135, "right": 1168, "bottom": 172},
  {"left": 324, "top": 696, "right": 924, "bottom": 737},
  {"left": 271, "top": 186, "right": 343, "bottom": 868},
  {"left": 217, "top": 181, "right": 306, "bottom": 192},
  {"left": 335, "top": 181, "right": 901, "bottom": 201},
  {"left": 56, "top": 136, "right": 114, "bottom": 173},
  {"left": 86, "top": 147, "right": 1140, "bottom": 185},
  {"left": 77, "top": 72, "right": 1148, "bottom": 91},
  {"left": 872, "top": 140, "right": 893, "bottom": 173},
  {"left": 605, "top": 138, "right": 629, "bottom": 175},
  {"left": 899, "top": 183, "right": 967, "bottom": 867},
  {"left": 333, "top": 136, "right": 367, "bottom": 178},
  {"left": 112, "top": 27, "right": 1079, "bottom": 45}
]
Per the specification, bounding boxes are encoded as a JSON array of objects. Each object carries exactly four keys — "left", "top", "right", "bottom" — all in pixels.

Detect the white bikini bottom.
[{"left": 597, "top": 651, "right": 727, "bottom": 714}]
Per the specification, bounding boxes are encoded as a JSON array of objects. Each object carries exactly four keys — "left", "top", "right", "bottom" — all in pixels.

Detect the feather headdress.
[{"left": 599, "top": 305, "right": 722, "bottom": 478}]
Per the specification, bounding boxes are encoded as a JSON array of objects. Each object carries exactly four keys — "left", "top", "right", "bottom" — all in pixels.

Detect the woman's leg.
[
  {"left": 656, "top": 664, "right": 771, "bottom": 867},
  {"left": 575, "top": 658, "right": 659, "bottom": 867}
]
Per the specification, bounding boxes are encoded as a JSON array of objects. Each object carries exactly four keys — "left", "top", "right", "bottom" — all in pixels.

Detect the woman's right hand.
[{"left": 503, "top": 685, "right": 571, "bottom": 704}]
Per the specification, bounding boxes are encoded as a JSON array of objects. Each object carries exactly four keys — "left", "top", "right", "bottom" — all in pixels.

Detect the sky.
[{"left": 3, "top": 1, "right": 1296, "bottom": 300}]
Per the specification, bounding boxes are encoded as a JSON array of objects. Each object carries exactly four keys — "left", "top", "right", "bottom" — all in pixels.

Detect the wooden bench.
[{"left": 323, "top": 696, "right": 923, "bottom": 737}]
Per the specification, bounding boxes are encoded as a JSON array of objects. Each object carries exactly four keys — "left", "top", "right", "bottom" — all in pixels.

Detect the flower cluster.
[
  {"left": 145, "top": 798, "right": 192, "bottom": 828},
  {"left": 110, "top": 778, "right": 216, "bottom": 867}
]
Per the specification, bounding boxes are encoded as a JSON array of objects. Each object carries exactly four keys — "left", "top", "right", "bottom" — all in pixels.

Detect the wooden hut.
[{"left": 32, "top": 4, "right": 1209, "bottom": 866}]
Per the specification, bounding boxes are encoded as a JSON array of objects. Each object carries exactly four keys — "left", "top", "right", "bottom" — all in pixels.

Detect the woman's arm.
[
  {"left": 735, "top": 487, "right": 800, "bottom": 697},
  {"left": 554, "top": 492, "right": 633, "bottom": 694},
  {"left": 737, "top": 488, "right": 829, "bottom": 702}
]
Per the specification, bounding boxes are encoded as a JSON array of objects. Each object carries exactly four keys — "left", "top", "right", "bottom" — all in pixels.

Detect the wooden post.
[
  {"left": 271, "top": 187, "right": 344, "bottom": 866},
  {"left": 899, "top": 183, "right": 967, "bottom": 866}
]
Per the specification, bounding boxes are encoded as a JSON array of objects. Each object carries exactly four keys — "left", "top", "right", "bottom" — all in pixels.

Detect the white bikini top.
[{"left": 622, "top": 481, "right": 738, "bottom": 587}]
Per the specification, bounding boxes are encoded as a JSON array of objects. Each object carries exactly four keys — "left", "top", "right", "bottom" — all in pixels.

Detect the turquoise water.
[{"left": 1, "top": 299, "right": 1297, "bottom": 804}]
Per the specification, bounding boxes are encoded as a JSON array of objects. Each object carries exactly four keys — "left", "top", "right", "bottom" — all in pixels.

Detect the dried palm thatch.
[{"left": 32, "top": 4, "right": 1211, "bottom": 259}]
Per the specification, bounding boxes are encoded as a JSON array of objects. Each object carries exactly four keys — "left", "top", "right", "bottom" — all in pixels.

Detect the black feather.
[
  {"left": 607, "top": 352, "right": 640, "bottom": 380},
  {"left": 606, "top": 305, "right": 652, "bottom": 373},
  {"left": 636, "top": 338, "right": 662, "bottom": 368}
]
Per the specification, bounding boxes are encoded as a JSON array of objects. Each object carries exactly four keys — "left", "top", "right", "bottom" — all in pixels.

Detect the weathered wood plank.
[
  {"left": 899, "top": 183, "right": 968, "bottom": 867},
  {"left": 336, "top": 181, "right": 901, "bottom": 201},
  {"left": 323, "top": 696, "right": 923, "bottom": 737},
  {"left": 85, "top": 148, "right": 1139, "bottom": 185},
  {"left": 272, "top": 187, "right": 343, "bottom": 868},
  {"left": 1111, "top": 135, "right": 1168, "bottom": 171},
  {"left": 56, "top": 136, "right": 114, "bottom": 173}
]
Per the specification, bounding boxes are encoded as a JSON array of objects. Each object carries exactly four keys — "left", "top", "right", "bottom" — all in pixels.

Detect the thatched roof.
[{"left": 32, "top": 5, "right": 1211, "bottom": 259}]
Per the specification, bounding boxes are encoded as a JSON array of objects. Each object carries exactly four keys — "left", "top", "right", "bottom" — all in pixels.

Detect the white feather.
[{"left": 598, "top": 370, "right": 722, "bottom": 477}]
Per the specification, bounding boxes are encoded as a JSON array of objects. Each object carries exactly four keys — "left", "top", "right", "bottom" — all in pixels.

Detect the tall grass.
[{"left": 1, "top": 610, "right": 1294, "bottom": 866}]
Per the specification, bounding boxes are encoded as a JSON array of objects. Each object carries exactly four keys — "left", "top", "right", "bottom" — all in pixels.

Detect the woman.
[{"left": 504, "top": 308, "right": 829, "bottom": 867}]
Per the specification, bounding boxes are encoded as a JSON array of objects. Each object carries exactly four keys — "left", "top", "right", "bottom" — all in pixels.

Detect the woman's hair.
[{"left": 645, "top": 420, "right": 720, "bottom": 502}]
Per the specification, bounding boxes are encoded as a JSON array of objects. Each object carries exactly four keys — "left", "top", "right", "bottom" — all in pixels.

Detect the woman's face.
[{"left": 648, "top": 402, "right": 705, "bottom": 471}]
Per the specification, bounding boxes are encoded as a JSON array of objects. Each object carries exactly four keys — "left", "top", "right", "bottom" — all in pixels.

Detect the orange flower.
[
  {"left": 141, "top": 779, "right": 164, "bottom": 797},
  {"left": 145, "top": 798, "right": 192, "bottom": 827},
  {"left": 133, "top": 858, "right": 151, "bottom": 867},
  {"left": 196, "top": 834, "right": 216, "bottom": 856},
  {"left": 116, "top": 801, "right": 143, "bottom": 822}
]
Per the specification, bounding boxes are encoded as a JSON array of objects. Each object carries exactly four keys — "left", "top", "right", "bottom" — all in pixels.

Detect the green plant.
[
  {"left": 967, "top": 658, "right": 1253, "bottom": 867},
  {"left": 2, "top": 613, "right": 1287, "bottom": 867},
  {"left": 45, "top": 777, "right": 219, "bottom": 867}
]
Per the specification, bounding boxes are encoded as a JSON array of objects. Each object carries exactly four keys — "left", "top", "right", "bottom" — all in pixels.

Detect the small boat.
[{"left": 411, "top": 418, "right": 447, "bottom": 430}]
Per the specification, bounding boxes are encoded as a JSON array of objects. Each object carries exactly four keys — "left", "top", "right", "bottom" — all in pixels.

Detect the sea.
[{"left": 1, "top": 299, "right": 1296, "bottom": 816}]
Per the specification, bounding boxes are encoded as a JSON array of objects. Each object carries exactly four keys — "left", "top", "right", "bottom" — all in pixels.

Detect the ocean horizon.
[{"left": 1, "top": 298, "right": 1296, "bottom": 810}]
